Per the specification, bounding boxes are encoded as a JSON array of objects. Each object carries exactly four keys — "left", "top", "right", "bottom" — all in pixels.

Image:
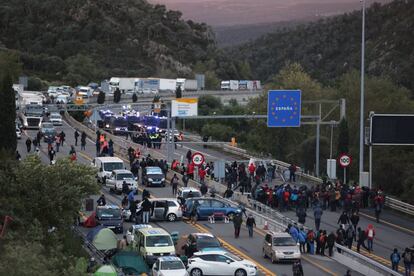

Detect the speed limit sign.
[
  {"left": 339, "top": 154, "right": 352, "bottom": 168},
  {"left": 192, "top": 152, "right": 205, "bottom": 166}
]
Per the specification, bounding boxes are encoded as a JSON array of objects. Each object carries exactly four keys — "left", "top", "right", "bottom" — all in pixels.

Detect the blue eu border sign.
[{"left": 267, "top": 90, "right": 301, "bottom": 127}]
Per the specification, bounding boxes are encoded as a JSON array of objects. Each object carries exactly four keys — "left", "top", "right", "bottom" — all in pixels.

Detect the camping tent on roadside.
[
  {"left": 112, "top": 251, "right": 149, "bottom": 275},
  {"left": 93, "top": 265, "right": 117, "bottom": 276},
  {"left": 87, "top": 226, "right": 118, "bottom": 251}
]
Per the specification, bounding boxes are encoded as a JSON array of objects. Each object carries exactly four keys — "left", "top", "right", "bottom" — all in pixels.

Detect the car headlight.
[
  {"left": 161, "top": 178, "right": 165, "bottom": 182},
  {"left": 243, "top": 264, "right": 255, "bottom": 268},
  {"left": 146, "top": 252, "right": 153, "bottom": 256},
  {"left": 105, "top": 124, "right": 109, "bottom": 128},
  {"left": 148, "top": 178, "right": 153, "bottom": 182}
]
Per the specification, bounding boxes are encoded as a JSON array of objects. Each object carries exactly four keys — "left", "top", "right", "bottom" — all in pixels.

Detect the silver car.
[
  {"left": 136, "top": 198, "right": 183, "bottom": 222},
  {"left": 262, "top": 231, "right": 301, "bottom": 263},
  {"left": 105, "top": 169, "right": 137, "bottom": 194}
]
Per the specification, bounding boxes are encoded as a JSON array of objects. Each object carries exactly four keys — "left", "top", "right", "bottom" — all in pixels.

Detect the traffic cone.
[{"left": 263, "top": 221, "right": 269, "bottom": 230}]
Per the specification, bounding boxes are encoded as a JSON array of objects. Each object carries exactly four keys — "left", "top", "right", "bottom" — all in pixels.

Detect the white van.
[{"left": 93, "top": 157, "right": 125, "bottom": 184}]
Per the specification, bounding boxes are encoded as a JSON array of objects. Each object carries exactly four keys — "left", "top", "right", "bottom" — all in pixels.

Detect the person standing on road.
[
  {"left": 81, "top": 131, "right": 87, "bottom": 150},
  {"left": 74, "top": 130, "right": 79, "bottom": 146},
  {"left": 313, "top": 204, "right": 323, "bottom": 231},
  {"left": 171, "top": 174, "right": 179, "bottom": 196},
  {"left": 350, "top": 212, "right": 360, "bottom": 237},
  {"left": 289, "top": 163, "right": 297, "bottom": 182},
  {"left": 345, "top": 224, "right": 355, "bottom": 249},
  {"left": 365, "top": 224, "right": 375, "bottom": 253},
  {"left": 374, "top": 194, "right": 383, "bottom": 223},
  {"left": 122, "top": 181, "right": 129, "bottom": 196},
  {"left": 48, "top": 147, "right": 56, "bottom": 165},
  {"left": 25, "top": 137, "right": 32, "bottom": 152},
  {"left": 190, "top": 200, "right": 200, "bottom": 224},
  {"left": 246, "top": 214, "right": 256, "bottom": 238},
  {"left": 402, "top": 247, "right": 412, "bottom": 276},
  {"left": 356, "top": 227, "right": 368, "bottom": 252},
  {"left": 186, "top": 149, "right": 192, "bottom": 164},
  {"left": 97, "top": 194, "right": 106, "bottom": 206},
  {"left": 141, "top": 197, "right": 152, "bottom": 224},
  {"left": 337, "top": 211, "right": 350, "bottom": 228},
  {"left": 390, "top": 248, "right": 401, "bottom": 272},
  {"left": 327, "top": 231, "right": 336, "bottom": 257},
  {"left": 55, "top": 135, "right": 61, "bottom": 152},
  {"left": 59, "top": 131, "right": 66, "bottom": 146},
  {"left": 296, "top": 207, "right": 307, "bottom": 225},
  {"left": 292, "top": 259, "right": 304, "bottom": 276},
  {"left": 233, "top": 211, "right": 243, "bottom": 238}
]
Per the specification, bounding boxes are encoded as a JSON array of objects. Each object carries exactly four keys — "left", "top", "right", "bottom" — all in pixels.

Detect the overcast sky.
[{"left": 149, "top": 0, "right": 390, "bottom": 26}]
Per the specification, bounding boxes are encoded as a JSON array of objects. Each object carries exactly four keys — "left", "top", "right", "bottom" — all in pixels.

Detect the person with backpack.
[
  {"left": 171, "top": 174, "right": 179, "bottom": 196},
  {"left": 345, "top": 225, "right": 355, "bottom": 249},
  {"left": 298, "top": 228, "right": 307, "bottom": 253},
  {"left": 402, "top": 247, "right": 412, "bottom": 276},
  {"left": 365, "top": 224, "right": 375, "bottom": 252},
  {"left": 390, "top": 248, "right": 401, "bottom": 272},
  {"left": 246, "top": 214, "right": 256, "bottom": 238},
  {"left": 307, "top": 229, "right": 315, "bottom": 254},
  {"left": 292, "top": 259, "right": 304, "bottom": 276},
  {"left": 357, "top": 227, "right": 369, "bottom": 252},
  {"left": 350, "top": 212, "right": 360, "bottom": 238}
]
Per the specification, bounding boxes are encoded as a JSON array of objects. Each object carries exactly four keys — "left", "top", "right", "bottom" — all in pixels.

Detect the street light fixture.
[{"left": 359, "top": 0, "right": 366, "bottom": 185}]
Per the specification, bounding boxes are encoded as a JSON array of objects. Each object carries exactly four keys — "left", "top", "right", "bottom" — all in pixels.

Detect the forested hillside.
[
  {"left": 0, "top": 0, "right": 216, "bottom": 85},
  {"left": 231, "top": 0, "right": 414, "bottom": 92}
]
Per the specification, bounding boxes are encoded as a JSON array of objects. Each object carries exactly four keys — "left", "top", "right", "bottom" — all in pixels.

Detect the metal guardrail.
[
  {"left": 334, "top": 243, "right": 402, "bottom": 276},
  {"left": 385, "top": 197, "right": 414, "bottom": 216}
]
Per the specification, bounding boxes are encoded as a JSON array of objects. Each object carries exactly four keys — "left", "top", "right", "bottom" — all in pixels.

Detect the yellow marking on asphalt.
[
  {"left": 186, "top": 220, "right": 277, "bottom": 276},
  {"left": 78, "top": 151, "right": 93, "bottom": 161},
  {"left": 359, "top": 211, "right": 414, "bottom": 235},
  {"left": 351, "top": 246, "right": 414, "bottom": 276}
]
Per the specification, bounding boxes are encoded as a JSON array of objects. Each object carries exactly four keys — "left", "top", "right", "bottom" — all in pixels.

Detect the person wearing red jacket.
[
  {"left": 199, "top": 167, "right": 206, "bottom": 184},
  {"left": 248, "top": 163, "right": 256, "bottom": 178},
  {"left": 365, "top": 224, "right": 376, "bottom": 252}
]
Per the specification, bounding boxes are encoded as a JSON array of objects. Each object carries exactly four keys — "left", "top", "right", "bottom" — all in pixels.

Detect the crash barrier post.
[{"left": 333, "top": 243, "right": 402, "bottom": 276}]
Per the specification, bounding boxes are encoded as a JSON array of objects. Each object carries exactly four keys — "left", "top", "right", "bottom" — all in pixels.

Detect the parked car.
[
  {"left": 183, "top": 198, "right": 241, "bottom": 220},
  {"left": 49, "top": 112, "right": 62, "bottom": 126},
  {"left": 143, "top": 166, "right": 165, "bottom": 187},
  {"left": 152, "top": 256, "right": 188, "bottom": 276},
  {"left": 177, "top": 187, "right": 202, "bottom": 202},
  {"left": 92, "top": 157, "right": 125, "bottom": 184},
  {"left": 105, "top": 169, "right": 137, "bottom": 194},
  {"left": 183, "top": 233, "right": 223, "bottom": 257},
  {"left": 40, "top": 122, "right": 56, "bottom": 142},
  {"left": 187, "top": 250, "right": 257, "bottom": 276},
  {"left": 95, "top": 204, "right": 124, "bottom": 234},
  {"left": 262, "top": 231, "right": 301, "bottom": 263},
  {"left": 134, "top": 198, "right": 182, "bottom": 222}
]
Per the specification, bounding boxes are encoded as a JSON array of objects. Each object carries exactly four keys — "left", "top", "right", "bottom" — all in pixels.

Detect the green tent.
[
  {"left": 112, "top": 251, "right": 149, "bottom": 275},
  {"left": 93, "top": 265, "right": 117, "bottom": 276},
  {"left": 91, "top": 228, "right": 118, "bottom": 251}
]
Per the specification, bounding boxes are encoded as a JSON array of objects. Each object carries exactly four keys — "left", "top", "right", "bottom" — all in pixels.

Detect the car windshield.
[
  {"left": 42, "top": 123, "right": 53, "bottom": 128},
  {"left": 196, "top": 237, "right": 221, "bottom": 249},
  {"left": 160, "top": 260, "right": 185, "bottom": 270},
  {"left": 225, "top": 252, "right": 242, "bottom": 261},
  {"left": 117, "top": 173, "right": 134, "bottom": 180},
  {"left": 50, "top": 114, "right": 61, "bottom": 119},
  {"left": 103, "top": 162, "right": 123, "bottom": 172},
  {"left": 97, "top": 208, "right": 121, "bottom": 219},
  {"left": 147, "top": 167, "right": 163, "bottom": 174},
  {"left": 273, "top": 237, "right": 297, "bottom": 246},
  {"left": 146, "top": 235, "right": 173, "bottom": 247}
]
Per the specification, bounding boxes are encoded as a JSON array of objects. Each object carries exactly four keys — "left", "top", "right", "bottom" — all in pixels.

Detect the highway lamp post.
[
  {"left": 359, "top": 0, "right": 366, "bottom": 186},
  {"left": 329, "top": 120, "right": 335, "bottom": 160}
]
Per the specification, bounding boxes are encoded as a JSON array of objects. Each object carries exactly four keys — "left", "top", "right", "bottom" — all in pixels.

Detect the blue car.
[{"left": 183, "top": 198, "right": 241, "bottom": 220}]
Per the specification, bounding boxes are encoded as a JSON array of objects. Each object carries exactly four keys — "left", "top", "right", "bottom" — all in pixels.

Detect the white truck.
[
  {"left": 109, "top": 77, "right": 137, "bottom": 94},
  {"left": 184, "top": 79, "right": 198, "bottom": 91},
  {"left": 159, "top": 78, "right": 176, "bottom": 92}
]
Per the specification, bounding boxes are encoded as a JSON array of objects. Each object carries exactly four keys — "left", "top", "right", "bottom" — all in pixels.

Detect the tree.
[
  {"left": 97, "top": 90, "right": 105, "bottom": 104},
  {"left": 0, "top": 72, "right": 17, "bottom": 152},
  {"left": 113, "top": 88, "right": 121, "bottom": 103},
  {"left": 175, "top": 85, "right": 182, "bottom": 98},
  {"left": 132, "top": 93, "right": 138, "bottom": 103}
]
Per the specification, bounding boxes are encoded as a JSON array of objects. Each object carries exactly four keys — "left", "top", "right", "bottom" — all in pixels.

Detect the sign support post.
[
  {"left": 339, "top": 153, "right": 352, "bottom": 185},
  {"left": 344, "top": 167, "right": 346, "bottom": 185}
]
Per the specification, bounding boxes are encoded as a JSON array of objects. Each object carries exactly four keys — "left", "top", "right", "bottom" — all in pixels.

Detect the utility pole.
[
  {"left": 359, "top": 0, "right": 366, "bottom": 185},
  {"left": 315, "top": 103, "right": 321, "bottom": 177}
]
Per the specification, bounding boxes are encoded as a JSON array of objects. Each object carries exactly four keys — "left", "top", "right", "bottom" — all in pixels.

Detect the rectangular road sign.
[
  {"left": 267, "top": 90, "right": 301, "bottom": 127},
  {"left": 370, "top": 114, "right": 414, "bottom": 145},
  {"left": 171, "top": 98, "right": 198, "bottom": 117}
]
